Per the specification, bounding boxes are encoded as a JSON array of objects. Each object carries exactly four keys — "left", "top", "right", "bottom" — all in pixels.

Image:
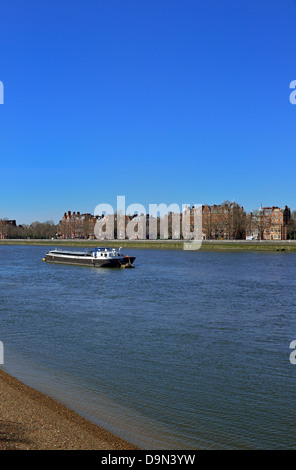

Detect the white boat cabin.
[{"left": 93, "top": 247, "right": 122, "bottom": 259}]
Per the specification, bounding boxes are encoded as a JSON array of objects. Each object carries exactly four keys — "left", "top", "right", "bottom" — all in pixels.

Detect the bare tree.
[{"left": 287, "top": 210, "right": 296, "bottom": 240}]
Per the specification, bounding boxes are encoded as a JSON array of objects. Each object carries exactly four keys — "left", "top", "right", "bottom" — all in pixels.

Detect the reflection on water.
[{"left": 0, "top": 245, "right": 296, "bottom": 449}]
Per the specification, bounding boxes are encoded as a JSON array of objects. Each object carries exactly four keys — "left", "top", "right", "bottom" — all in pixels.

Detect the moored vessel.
[{"left": 43, "top": 247, "right": 136, "bottom": 268}]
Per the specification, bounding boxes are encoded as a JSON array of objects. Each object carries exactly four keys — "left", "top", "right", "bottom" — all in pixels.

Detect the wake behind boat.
[{"left": 43, "top": 247, "right": 136, "bottom": 268}]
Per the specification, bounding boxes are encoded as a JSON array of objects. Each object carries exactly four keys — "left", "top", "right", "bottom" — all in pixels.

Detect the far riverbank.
[{"left": 1, "top": 239, "right": 296, "bottom": 252}]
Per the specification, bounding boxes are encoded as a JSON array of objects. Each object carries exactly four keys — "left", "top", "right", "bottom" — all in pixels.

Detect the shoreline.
[
  {"left": 0, "top": 368, "right": 138, "bottom": 450},
  {"left": 1, "top": 239, "right": 296, "bottom": 252}
]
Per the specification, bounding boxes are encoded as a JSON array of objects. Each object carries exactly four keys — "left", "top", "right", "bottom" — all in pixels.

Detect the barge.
[{"left": 43, "top": 247, "right": 136, "bottom": 268}]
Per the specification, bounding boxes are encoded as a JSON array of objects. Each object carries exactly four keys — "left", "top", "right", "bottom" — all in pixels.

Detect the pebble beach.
[{"left": 0, "top": 368, "right": 138, "bottom": 450}]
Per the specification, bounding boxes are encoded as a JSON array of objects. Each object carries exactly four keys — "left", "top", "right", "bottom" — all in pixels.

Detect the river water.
[{"left": 0, "top": 245, "right": 296, "bottom": 449}]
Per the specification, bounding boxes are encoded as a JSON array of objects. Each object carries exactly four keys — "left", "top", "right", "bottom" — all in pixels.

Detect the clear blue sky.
[{"left": 0, "top": 0, "right": 296, "bottom": 224}]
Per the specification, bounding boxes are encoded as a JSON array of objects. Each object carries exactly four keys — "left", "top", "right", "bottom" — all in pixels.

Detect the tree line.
[{"left": 1, "top": 220, "right": 58, "bottom": 239}]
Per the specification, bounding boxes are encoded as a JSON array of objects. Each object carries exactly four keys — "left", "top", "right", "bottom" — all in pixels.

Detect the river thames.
[{"left": 0, "top": 245, "right": 295, "bottom": 449}]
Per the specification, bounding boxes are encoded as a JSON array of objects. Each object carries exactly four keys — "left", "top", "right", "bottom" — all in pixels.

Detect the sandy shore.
[{"left": 0, "top": 368, "right": 138, "bottom": 450}]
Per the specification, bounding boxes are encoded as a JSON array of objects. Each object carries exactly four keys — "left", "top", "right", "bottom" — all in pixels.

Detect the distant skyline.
[{"left": 1, "top": 0, "right": 296, "bottom": 225}]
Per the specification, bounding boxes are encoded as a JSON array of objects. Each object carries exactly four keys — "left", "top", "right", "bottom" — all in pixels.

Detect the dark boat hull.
[{"left": 45, "top": 254, "right": 136, "bottom": 268}]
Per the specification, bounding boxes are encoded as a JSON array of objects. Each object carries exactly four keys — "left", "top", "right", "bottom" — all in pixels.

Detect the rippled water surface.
[{"left": 0, "top": 245, "right": 296, "bottom": 449}]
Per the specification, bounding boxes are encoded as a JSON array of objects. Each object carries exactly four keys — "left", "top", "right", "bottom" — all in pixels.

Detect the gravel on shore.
[{"left": 0, "top": 368, "right": 138, "bottom": 450}]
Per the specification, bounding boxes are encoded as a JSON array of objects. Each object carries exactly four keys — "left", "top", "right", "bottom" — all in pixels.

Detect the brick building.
[
  {"left": 57, "top": 211, "right": 136, "bottom": 239},
  {"left": 246, "top": 206, "right": 291, "bottom": 240},
  {"left": 0, "top": 219, "right": 17, "bottom": 239},
  {"left": 261, "top": 206, "right": 290, "bottom": 240},
  {"left": 201, "top": 203, "right": 246, "bottom": 240},
  {"left": 57, "top": 211, "right": 98, "bottom": 239}
]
